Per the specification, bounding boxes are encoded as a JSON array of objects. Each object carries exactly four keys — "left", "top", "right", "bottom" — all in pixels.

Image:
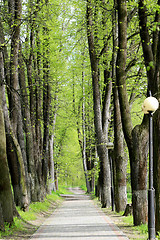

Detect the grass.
[
  {"left": 122, "top": 215, "right": 148, "bottom": 239},
  {"left": 102, "top": 207, "right": 148, "bottom": 240},
  {"left": 55, "top": 185, "right": 74, "bottom": 195},
  {"left": 0, "top": 217, "right": 28, "bottom": 238},
  {"left": 80, "top": 185, "right": 87, "bottom": 192},
  {"left": 0, "top": 185, "right": 73, "bottom": 239},
  {"left": 127, "top": 191, "right": 132, "bottom": 204}
]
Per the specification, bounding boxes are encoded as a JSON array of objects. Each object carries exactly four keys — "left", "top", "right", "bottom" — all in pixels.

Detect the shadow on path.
[{"left": 30, "top": 188, "right": 129, "bottom": 240}]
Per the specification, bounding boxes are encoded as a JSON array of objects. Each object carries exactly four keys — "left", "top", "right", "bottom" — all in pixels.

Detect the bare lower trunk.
[
  {"left": 26, "top": 57, "right": 41, "bottom": 202},
  {"left": 97, "top": 143, "right": 111, "bottom": 208},
  {"left": 2, "top": 82, "right": 29, "bottom": 210},
  {"left": 48, "top": 135, "right": 56, "bottom": 193},
  {"left": 0, "top": 52, "right": 14, "bottom": 224},
  {"left": 18, "top": 44, "right": 37, "bottom": 202},
  {"left": 131, "top": 123, "right": 148, "bottom": 225},
  {"left": 113, "top": 86, "right": 127, "bottom": 212}
]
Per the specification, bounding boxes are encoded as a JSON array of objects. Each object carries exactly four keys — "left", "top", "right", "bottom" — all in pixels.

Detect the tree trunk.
[
  {"left": 6, "top": 0, "right": 29, "bottom": 209},
  {"left": 25, "top": 19, "right": 42, "bottom": 201},
  {"left": 117, "top": 0, "right": 148, "bottom": 225},
  {"left": 18, "top": 43, "right": 39, "bottom": 202},
  {"left": 9, "top": 0, "right": 22, "bottom": 134},
  {"left": 42, "top": 31, "right": 51, "bottom": 191},
  {"left": 82, "top": 75, "right": 91, "bottom": 193},
  {"left": 138, "top": 0, "right": 160, "bottom": 229},
  {"left": 2, "top": 83, "right": 29, "bottom": 210},
  {"left": 113, "top": 86, "right": 127, "bottom": 212},
  {"left": 48, "top": 94, "right": 58, "bottom": 193},
  {"left": 0, "top": 52, "right": 14, "bottom": 225},
  {"left": 48, "top": 135, "right": 56, "bottom": 193},
  {"left": 131, "top": 123, "right": 148, "bottom": 225},
  {"left": 112, "top": 1, "right": 127, "bottom": 212},
  {"left": 86, "top": 0, "right": 111, "bottom": 207}
]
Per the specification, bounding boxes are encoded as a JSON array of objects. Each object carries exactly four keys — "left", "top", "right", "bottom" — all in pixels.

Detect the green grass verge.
[
  {"left": 55, "top": 185, "right": 74, "bottom": 195},
  {"left": 0, "top": 217, "right": 27, "bottom": 238},
  {"left": 122, "top": 215, "right": 148, "bottom": 239},
  {"left": 0, "top": 185, "right": 73, "bottom": 238},
  {"left": 80, "top": 185, "right": 87, "bottom": 192}
]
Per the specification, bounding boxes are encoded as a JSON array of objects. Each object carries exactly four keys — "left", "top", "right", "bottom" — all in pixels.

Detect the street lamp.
[{"left": 142, "top": 93, "right": 159, "bottom": 240}]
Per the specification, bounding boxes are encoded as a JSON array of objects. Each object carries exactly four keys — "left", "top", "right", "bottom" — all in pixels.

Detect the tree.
[
  {"left": 138, "top": 0, "right": 160, "bottom": 231},
  {"left": 4, "top": 0, "right": 29, "bottom": 209},
  {"left": 112, "top": 0, "right": 127, "bottom": 212},
  {"left": 0, "top": 51, "right": 14, "bottom": 226},
  {"left": 116, "top": 0, "right": 148, "bottom": 225},
  {"left": 86, "top": 0, "right": 112, "bottom": 207}
]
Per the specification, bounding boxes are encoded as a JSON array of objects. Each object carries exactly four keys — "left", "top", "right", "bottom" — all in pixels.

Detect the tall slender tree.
[
  {"left": 86, "top": 0, "right": 112, "bottom": 207},
  {"left": 138, "top": 0, "right": 160, "bottom": 230},
  {"left": 0, "top": 51, "right": 14, "bottom": 226},
  {"left": 117, "top": 0, "right": 149, "bottom": 225}
]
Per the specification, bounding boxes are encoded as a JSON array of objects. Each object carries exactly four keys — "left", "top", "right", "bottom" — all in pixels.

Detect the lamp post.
[{"left": 142, "top": 93, "right": 159, "bottom": 240}]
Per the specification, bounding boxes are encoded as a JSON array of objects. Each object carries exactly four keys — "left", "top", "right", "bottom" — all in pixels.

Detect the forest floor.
[{"left": 0, "top": 193, "right": 148, "bottom": 240}]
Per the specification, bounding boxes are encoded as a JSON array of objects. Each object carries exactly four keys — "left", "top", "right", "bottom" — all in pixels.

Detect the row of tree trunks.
[
  {"left": 0, "top": 0, "right": 56, "bottom": 223},
  {"left": 7, "top": 0, "right": 29, "bottom": 210}
]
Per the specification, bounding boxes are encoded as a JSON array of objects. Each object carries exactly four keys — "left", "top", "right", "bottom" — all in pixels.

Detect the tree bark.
[
  {"left": 2, "top": 81, "right": 29, "bottom": 210},
  {"left": 42, "top": 27, "right": 51, "bottom": 191},
  {"left": 131, "top": 122, "right": 148, "bottom": 225},
  {"left": 113, "top": 86, "right": 128, "bottom": 212},
  {"left": 112, "top": 0, "right": 127, "bottom": 212},
  {"left": 117, "top": 0, "right": 148, "bottom": 225},
  {"left": 0, "top": 10, "right": 29, "bottom": 210},
  {"left": 18, "top": 43, "right": 39, "bottom": 202},
  {"left": 48, "top": 109, "right": 57, "bottom": 193},
  {"left": 0, "top": 52, "right": 14, "bottom": 225},
  {"left": 24, "top": 4, "right": 42, "bottom": 200},
  {"left": 138, "top": 0, "right": 160, "bottom": 229},
  {"left": 86, "top": 0, "right": 111, "bottom": 207},
  {"left": 82, "top": 74, "right": 91, "bottom": 193}
]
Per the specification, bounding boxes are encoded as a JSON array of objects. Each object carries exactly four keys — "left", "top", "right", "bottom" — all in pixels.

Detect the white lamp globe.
[{"left": 142, "top": 96, "right": 159, "bottom": 114}]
